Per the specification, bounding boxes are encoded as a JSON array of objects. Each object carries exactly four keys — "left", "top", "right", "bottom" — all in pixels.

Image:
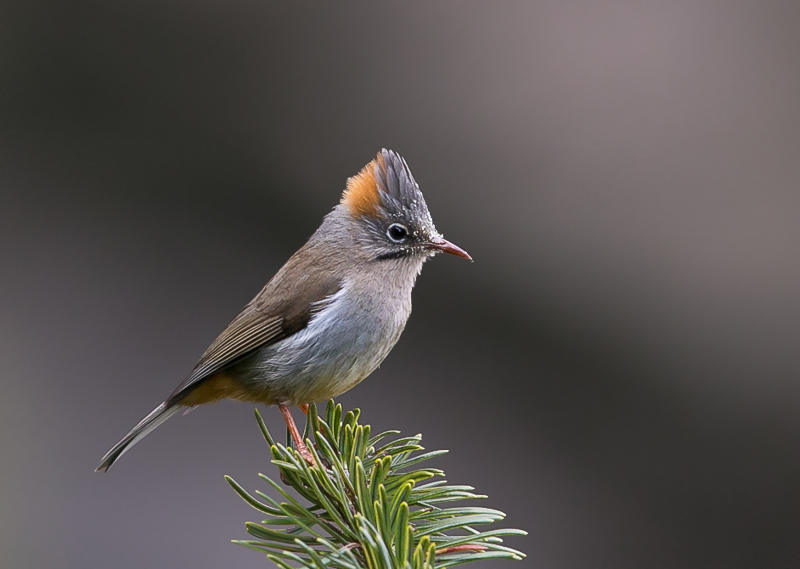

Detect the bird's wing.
[
  {"left": 167, "top": 266, "right": 343, "bottom": 402},
  {"left": 181, "top": 308, "right": 284, "bottom": 387}
]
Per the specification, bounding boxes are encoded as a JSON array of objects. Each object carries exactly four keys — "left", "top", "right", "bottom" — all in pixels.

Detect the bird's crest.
[
  {"left": 341, "top": 154, "right": 383, "bottom": 218},
  {"left": 341, "top": 149, "right": 432, "bottom": 229}
]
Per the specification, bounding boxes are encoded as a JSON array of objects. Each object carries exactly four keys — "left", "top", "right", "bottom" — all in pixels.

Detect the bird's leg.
[
  {"left": 278, "top": 404, "right": 316, "bottom": 467},
  {"left": 298, "top": 404, "right": 309, "bottom": 415}
]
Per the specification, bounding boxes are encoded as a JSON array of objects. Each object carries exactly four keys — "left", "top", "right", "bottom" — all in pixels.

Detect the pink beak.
[{"left": 427, "top": 237, "right": 472, "bottom": 261}]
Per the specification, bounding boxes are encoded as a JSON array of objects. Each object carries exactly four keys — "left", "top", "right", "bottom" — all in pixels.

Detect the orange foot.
[{"left": 277, "top": 403, "right": 316, "bottom": 467}]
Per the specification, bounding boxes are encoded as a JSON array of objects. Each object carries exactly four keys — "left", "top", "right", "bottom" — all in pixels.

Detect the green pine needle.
[{"left": 226, "top": 401, "right": 526, "bottom": 568}]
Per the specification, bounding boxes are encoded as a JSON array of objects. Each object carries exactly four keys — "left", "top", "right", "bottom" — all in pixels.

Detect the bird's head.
[{"left": 340, "top": 149, "right": 471, "bottom": 263}]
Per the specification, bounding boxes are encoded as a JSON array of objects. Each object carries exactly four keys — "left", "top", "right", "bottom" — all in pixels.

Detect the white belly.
[{"left": 240, "top": 279, "right": 412, "bottom": 405}]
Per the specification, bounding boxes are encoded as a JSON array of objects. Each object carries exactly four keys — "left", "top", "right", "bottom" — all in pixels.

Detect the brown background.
[{"left": 2, "top": 2, "right": 799, "bottom": 568}]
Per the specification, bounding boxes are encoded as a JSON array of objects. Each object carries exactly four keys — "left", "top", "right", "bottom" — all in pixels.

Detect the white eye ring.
[{"left": 387, "top": 223, "right": 409, "bottom": 242}]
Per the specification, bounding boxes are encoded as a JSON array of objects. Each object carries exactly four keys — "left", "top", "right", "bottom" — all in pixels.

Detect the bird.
[{"left": 96, "top": 149, "right": 471, "bottom": 472}]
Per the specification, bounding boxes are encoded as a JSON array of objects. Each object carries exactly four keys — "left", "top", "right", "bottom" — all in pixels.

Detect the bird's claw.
[{"left": 295, "top": 440, "right": 317, "bottom": 468}]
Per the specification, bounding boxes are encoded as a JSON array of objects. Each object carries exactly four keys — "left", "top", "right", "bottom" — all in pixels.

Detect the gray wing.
[
  {"left": 182, "top": 308, "right": 285, "bottom": 387},
  {"left": 167, "top": 265, "right": 343, "bottom": 403}
]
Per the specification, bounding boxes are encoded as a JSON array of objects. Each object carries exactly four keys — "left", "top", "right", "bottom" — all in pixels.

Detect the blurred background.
[{"left": 1, "top": 1, "right": 799, "bottom": 568}]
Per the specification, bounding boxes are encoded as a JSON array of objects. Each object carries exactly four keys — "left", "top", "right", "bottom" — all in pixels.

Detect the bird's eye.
[{"left": 387, "top": 223, "right": 408, "bottom": 242}]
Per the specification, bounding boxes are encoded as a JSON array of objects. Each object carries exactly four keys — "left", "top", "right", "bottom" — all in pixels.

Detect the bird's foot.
[
  {"left": 278, "top": 403, "right": 316, "bottom": 467},
  {"left": 294, "top": 439, "right": 317, "bottom": 467}
]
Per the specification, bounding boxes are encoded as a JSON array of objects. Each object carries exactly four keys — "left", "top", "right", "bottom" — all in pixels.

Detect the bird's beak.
[{"left": 427, "top": 237, "right": 472, "bottom": 261}]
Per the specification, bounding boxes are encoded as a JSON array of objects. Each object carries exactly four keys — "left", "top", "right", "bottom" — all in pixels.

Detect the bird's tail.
[{"left": 96, "top": 402, "right": 181, "bottom": 472}]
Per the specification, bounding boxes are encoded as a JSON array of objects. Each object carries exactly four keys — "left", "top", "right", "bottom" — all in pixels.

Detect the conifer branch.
[{"left": 226, "top": 401, "right": 526, "bottom": 568}]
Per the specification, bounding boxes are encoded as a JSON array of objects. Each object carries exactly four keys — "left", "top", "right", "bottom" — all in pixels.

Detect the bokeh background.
[{"left": 2, "top": 1, "right": 799, "bottom": 568}]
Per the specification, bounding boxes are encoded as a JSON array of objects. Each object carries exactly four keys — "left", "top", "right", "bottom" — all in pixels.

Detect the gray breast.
[{"left": 231, "top": 275, "right": 413, "bottom": 405}]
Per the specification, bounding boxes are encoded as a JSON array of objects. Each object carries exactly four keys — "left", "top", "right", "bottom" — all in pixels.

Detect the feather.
[
  {"left": 95, "top": 403, "right": 181, "bottom": 472},
  {"left": 341, "top": 157, "right": 380, "bottom": 218}
]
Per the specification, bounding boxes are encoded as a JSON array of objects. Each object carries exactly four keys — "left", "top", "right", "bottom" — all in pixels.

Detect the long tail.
[{"left": 96, "top": 402, "right": 181, "bottom": 472}]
